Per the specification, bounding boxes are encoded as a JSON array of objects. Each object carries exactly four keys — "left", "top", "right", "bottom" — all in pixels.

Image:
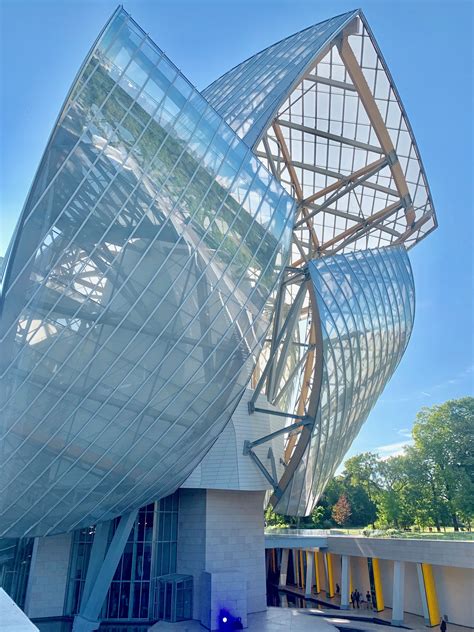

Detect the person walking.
[
  {"left": 351, "top": 591, "right": 356, "bottom": 609},
  {"left": 440, "top": 616, "right": 448, "bottom": 632},
  {"left": 366, "top": 590, "right": 372, "bottom": 610},
  {"left": 355, "top": 589, "right": 361, "bottom": 608}
]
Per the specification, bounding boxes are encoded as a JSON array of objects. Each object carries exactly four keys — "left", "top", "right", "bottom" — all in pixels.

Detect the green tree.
[{"left": 412, "top": 398, "right": 474, "bottom": 530}]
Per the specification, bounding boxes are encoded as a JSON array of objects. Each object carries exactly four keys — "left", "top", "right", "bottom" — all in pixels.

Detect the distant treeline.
[{"left": 266, "top": 397, "right": 474, "bottom": 531}]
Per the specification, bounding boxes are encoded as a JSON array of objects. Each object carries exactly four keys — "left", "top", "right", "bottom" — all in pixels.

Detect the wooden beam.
[
  {"left": 302, "top": 156, "right": 387, "bottom": 206},
  {"left": 319, "top": 200, "right": 402, "bottom": 252},
  {"left": 284, "top": 321, "right": 317, "bottom": 461},
  {"left": 273, "top": 122, "right": 320, "bottom": 251},
  {"left": 337, "top": 35, "right": 415, "bottom": 225},
  {"left": 392, "top": 211, "right": 433, "bottom": 245}
]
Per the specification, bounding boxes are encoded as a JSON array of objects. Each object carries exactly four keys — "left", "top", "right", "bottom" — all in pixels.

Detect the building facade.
[{"left": 0, "top": 7, "right": 439, "bottom": 631}]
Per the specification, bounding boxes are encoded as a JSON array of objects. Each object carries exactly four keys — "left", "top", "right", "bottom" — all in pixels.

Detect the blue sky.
[{"left": 1, "top": 0, "right": 472, "bottom": 462}]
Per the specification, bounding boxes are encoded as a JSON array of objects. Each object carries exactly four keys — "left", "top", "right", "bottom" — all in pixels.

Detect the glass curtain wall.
[
  {"left": 65, "top": 492, "right": 178, "bottom": 621},
  {"left": 0, "top": 537, "right": 34, "bottom": 609}
]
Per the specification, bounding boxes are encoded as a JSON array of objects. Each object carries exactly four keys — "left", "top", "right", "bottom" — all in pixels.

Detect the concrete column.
[
  {"left": 177, "top": 489, "right": 266, "bottom": 627},
  {"left": 305, "top": 551, "right": 314, "bottom": 597},
  {"left": 73, "top": 511, "right": 138, "bottom": 632},
  {"left": 279, "top": 549, "right": 289, "bottom": 586},
  {"left": 292, "top": 550, "right": 299, "bottom": 586},
  {"left": 391, "top": 560, "right": 405, "bottom": 625},
  {"left": 25, "top": 533, "right": 72, "bottom": 619},
  {"left": 340, "top": 555, "right": 350, "bottom": 610},
  {"left": 416, "top": 562, "right": 430, "bottom": 625}
]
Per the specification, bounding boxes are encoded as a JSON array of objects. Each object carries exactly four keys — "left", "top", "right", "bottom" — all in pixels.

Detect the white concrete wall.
[
  {"left": 25, "top": 534, "right": 71, "bottom": 619},
  {"left": 177, "top": 489, "right": 267, "bottom": 625},
  {"left": 182, "top": 390, "right": 285, "bottom": 491},
  {"left": 434, "top": 565, "right": 474, "bottom": 628},
  {"left": 380, "top": 561, "right": 474, "bottom": 628},
  {"left": 205, "top": 490, "right": 266, "bottom": 615},
  {"left": 325, "top": 550, "right": 474, "bottom": 628},
  {"left": 177, "top": 489, "right": 207, "bottom": 620}
]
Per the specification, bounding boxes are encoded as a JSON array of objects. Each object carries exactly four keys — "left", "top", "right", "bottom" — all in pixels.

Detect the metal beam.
[
  {"left": 255, "top": 151, "right": 399, "bottom": 197},
  {"left": 294, "top": 157, "right": 389, "bottom": 227},
  {"left": 301, "top": 156, "right": 388, "bottom": 206},
  {"left": 244, "top": 417, "right": 312, "bottom": 450},
  {"left": 303, "top": 74, "right": 357, "bottom": 92},
  {"left": 277, "top": 118, "right": 384, "bottom": 155}
]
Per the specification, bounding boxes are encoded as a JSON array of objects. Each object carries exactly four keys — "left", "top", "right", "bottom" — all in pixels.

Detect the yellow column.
[
  {"left": 372, "top": 558, "right": 384, "bottom": 611},
  {"left": 349, "top": 566, "right": 353, "bottom": 596},
  {"left": 326, "top": 552, "right": 335, "bottom": 598},
  {"left": 314, "top": 551, "right": 320, "bottom": 593},
  {"left": 422, "top": 563, "right": 440, "bottom": 626}
]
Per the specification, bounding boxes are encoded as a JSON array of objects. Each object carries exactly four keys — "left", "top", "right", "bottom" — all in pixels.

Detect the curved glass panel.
[
  {"left": 203, "top": 11, "right": 357, "bottom": 148},
  {"left": 273, "top": 245, "right": 415, "bottom": 515},
  {"left": 0, "top": 9, "right": 295, "bottom": 537},
  {"left": 205, "top": 11, "right": 436, "bottom": 251}
]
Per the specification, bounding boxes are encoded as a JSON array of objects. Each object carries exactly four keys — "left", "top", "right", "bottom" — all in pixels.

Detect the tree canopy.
[{"left": 265, "top": 397, "right": 474, "bottom": 531}]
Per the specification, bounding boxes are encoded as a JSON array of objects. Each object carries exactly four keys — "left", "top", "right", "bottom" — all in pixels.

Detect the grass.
[{"left": 333, "top": 527, "right": 473, "bottom": 541}]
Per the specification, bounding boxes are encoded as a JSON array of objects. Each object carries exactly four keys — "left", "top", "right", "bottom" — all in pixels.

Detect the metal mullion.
[
  {"left": 381, "top": 249, "right": 412, "bottom": 372},
  {"left": 319, "top": 256, "right": 366, "bottom": 472},
  {"left": 294, "top": 158, "right": 388, "bottom": 226},
  {"left": 2, "top": 115, "right": 248, "bottom": 474},
  {"left": 310, "top": 261, "right": 352, "bottom": 486},
  {"left": 262, "top": 288, "right": 284, "bottom": 401},
  {"left": 217, "top": 35, "right": 299, "bottom": 126},
  {"left": 0, "top": 59, "right": 173, "bottom": 351},
  {"left": 11, "top": 156, "right": 286, "bottom": 530},
  {"left": 273, "top": 344, "right": 312, "bottom": 407},
  {"left": 278, "top": 119, "right": 384, "bottom": 155},
  {"left": 368, "top": 249, "right": 403, "bottom": 387},
  {"left": 4, "top": 30, "right": 150, "bottom": 301},
  {"left": 348, "top": 252, "right": 388, "bottom": 419},
  {"left": 67, "top": 193, "right": 295, "bottom": 529},
  {"left": 249, "top": 281, "right": 307, "bottom": 407},
  {"left": 1, "top": 69, "right": 203, "bottom": 400},
  {"left": 6, "top": 13, "right": 130, "bottom": 233},
  {"left": 269, "top": 290, "right": 307, "bottom": 403},
  {"left": 49, "top": 202, "right": 294, "bottom": 534}
]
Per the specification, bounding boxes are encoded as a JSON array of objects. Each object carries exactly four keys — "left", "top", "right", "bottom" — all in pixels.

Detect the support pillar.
[
  {"left": 305, "top": 551, "right": 314, "bottom": 597},
  {"left": 340, "top": 555, "right": 350, "bottom": 610},
  {"left": 73, "top": 510, "right": 138, "bottom": 632},
  {"left": 391, "top": 560, "right": 405, "bottom": 626},
  {"left": 325, "top": 552, "right": 335, "bottom": 598},
  {"left": 417, "top": 562, "right": 440, "bottom": 626},
  {"left": 279, "top": 549, "right": 289, "bottom": 586},
  {"left": 314, "top": 551, "right": 320, "bottom": 593}
]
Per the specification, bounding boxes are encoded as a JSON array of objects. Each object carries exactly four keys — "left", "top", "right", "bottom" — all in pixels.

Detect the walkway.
[{"left": 149, "top": 606, "right": 338, "bottom": 631}]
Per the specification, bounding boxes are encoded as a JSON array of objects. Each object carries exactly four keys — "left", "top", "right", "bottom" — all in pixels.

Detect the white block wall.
[
  {"left": 182, "top": 390, "right": 285, "bottom": 491},
  {"left": 177, "top": 489, "right": 266, "bottom": 624},
  {"left": 25, "top": 534, "right": 72, "bottom": 619},
  {"left": 322, "top": 551, "right": 474, "bottom": 628}
]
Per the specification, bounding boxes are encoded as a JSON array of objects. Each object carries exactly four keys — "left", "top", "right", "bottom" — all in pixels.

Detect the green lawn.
[{"left": 333, "top": 527, "right": 473, "bottom": 541}]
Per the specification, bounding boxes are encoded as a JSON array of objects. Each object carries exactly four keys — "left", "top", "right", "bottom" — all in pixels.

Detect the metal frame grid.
[{"left": 0, "top": 8, "right": 296, "bottom": 537}]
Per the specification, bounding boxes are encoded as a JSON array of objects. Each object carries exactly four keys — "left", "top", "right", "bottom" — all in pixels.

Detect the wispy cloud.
[
  {"left": 374, "top": 439, "right": 414, "bottom": 460},
  {"left": 427, "top": 363, "right": 474, "bottom": 395},
  {"left": 381, "top": 363, "right": 474, "bottom": 404}
]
